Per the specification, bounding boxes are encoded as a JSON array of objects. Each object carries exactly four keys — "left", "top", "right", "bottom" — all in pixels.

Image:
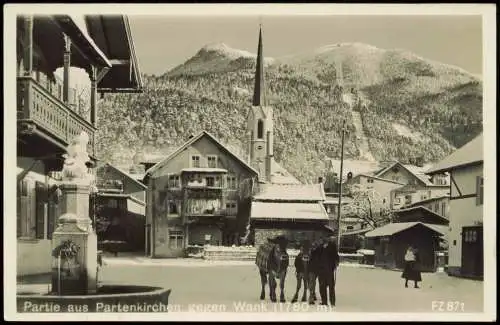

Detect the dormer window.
[{"left": 257, "top": 120, "right": 264, "bottom": 139}]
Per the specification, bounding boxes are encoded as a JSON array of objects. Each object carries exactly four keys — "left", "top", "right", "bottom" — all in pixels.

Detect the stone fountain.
[{"left": 17, "top": 132, "right": 171, "bottom": 312}]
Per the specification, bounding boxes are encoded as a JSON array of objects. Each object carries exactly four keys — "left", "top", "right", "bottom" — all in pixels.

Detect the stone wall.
[
  {"left": 254, "top": 228, "right": 328, "bottom": 249},
  {"left": 202, "top": 245, "right": 369, "bottom": 265}
]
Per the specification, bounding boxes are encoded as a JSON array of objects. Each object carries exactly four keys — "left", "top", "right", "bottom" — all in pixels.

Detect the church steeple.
[
  {"left": 252, "top": 25, "right": 266, "bottom": 107},
  {"left": 247, "top": 24, "right": 274, "bottom": 183}
]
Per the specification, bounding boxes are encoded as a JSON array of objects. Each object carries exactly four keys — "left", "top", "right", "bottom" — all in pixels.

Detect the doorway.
[{"left": 461, "top": 226, "right": 483, "bottom": 278}]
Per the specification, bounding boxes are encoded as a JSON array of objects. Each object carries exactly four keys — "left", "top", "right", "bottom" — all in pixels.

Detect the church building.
[{"left": 245, "top": 27, "right": 331, "bottom": 248}]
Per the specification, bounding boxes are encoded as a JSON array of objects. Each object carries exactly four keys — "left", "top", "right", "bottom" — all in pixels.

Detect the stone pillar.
[{"left": 51, "top": 183, "right": 98, "bottom": 295}]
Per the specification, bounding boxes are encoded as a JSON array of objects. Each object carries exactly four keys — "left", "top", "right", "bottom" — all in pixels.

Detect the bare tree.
[{"left": 343, "top": 184, "right": 392, "bottom": 228}]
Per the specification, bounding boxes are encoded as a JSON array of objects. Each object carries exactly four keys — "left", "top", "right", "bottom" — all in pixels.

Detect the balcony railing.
[
  {"left": 96, "top": 179, "right": 124, "bottom": 193},
  {"left": 17, "top": 76, "right": 96, "bottom": 157}
]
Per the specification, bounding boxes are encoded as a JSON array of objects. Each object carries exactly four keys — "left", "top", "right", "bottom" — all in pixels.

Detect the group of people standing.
[{"left": 293, "top": 236, "right": 340, "bottom": 306}]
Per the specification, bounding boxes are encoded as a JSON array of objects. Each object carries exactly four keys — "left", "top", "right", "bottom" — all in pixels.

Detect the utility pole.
[{"left": 337, "top": 120, "right": 346, "bottom": 250}]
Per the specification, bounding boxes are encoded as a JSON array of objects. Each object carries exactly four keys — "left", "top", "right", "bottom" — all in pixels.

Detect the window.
[
  {"left": 191, "top": 155, "right": 200, "bottom": 168},
  {"left": 464, "top": 230, "right": 477, "bottom": 243},
  {"left": 168, "top": 175, "right": 180, "bottom": 188},
  {"left": 257, "top": 120, "right": 264, "bottom": 139},
  {"left": 441, "top": 202, "right": 446, "bottom": 217},
  {"left": 168, "top": 201, "right": 178, "bottom": 214},
  {"left": 476, "top": 176, "right": 483, "bottom": 206},
  {"left": 225, "top": 202, "right": 238, "bottom": 214},
  {"left": 168, "top": 230, "right": 184, "bottom": 249},
  {"left": 207, "top": 155, "right": 218, "bottom": 168},
  {"left": 434, "top": 203, "right": 439, "bottom": 213},
  {"left": 404, "top": 195, "right": 412, "bottom": 205},
  {"left": 206, "top": 177, "right": 215, "bottom": 187},
  {"left": 107, "top": 199, "right": 118, "bottom": 208},
  {"left": 227, "top": 175, "right": 237, "bottom": 190}
]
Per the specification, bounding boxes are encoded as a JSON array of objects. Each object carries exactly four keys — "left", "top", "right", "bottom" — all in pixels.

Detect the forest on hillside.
[{"left": 96, "top": 52, "right": 482, "bottom": 183}]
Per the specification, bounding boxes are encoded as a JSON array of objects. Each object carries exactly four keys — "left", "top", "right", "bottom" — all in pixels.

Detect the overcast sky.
[{"left": 128, "top": 15, "right": 483, "bottom": 76}]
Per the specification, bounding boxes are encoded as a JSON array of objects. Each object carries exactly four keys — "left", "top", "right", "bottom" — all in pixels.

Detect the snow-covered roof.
[{"left": 250, "top": 201, "right": 329, "bottom": 221}]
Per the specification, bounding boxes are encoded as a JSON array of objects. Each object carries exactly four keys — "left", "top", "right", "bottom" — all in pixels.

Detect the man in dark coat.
[{"left": 317, "top": 236, "right": 340, "bottom": 306}]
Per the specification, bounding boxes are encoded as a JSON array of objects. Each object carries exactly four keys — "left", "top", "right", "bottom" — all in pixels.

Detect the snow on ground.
[
  {"left": 392, "top": 122, "right": 425, "bottom": 142},
  {"left": 232, "top": 86, "right": 250, "bottom": 96},
  {"left": 202, "top": 43, "right": 275, "bottom": 64}
]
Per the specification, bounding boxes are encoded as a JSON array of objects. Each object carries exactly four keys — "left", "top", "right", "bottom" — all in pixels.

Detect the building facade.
[
  {"left": 426, "top": 134, "right": 483, "bottom": 279},
  {"left": 404, "top": 196, "right": 450, "bottom": 219},
  {"left": 248, "top": 183, "right": 332, "bottom": 249},
  {"left": 365, "top": 222, "right": 447, "bottom": 272},
  {"left": 93, "top": 162, "right": 146, "bottom": 254},
  {"left": 16, "top": 15, "right": 142, "bottom": 276},
  {"left": 144, "top": 131, "right": 259, "bottom": 257}
]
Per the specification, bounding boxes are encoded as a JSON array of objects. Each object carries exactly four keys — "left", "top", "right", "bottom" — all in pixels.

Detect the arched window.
[{"left": 257, "top": 120, "right": 264, "bottom": 139}]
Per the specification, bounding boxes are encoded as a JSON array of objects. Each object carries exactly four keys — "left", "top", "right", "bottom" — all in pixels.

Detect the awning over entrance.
[{"left": 250, "top": 201, "right": 329, "bottom": 221}]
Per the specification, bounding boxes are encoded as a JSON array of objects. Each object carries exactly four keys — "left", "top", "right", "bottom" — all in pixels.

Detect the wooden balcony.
[{"left": 17, "top": 76, "right": 96, "bottom": 157}]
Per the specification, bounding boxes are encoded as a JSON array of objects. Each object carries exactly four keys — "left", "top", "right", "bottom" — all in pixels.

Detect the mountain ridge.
[{"left": 96, "top": 42, "right": 483, "bottom": 183}]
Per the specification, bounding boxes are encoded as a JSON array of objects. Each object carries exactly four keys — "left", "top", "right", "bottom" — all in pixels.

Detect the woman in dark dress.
[{"left": 402, "top": 246, "right": 422, "bottom": 288}]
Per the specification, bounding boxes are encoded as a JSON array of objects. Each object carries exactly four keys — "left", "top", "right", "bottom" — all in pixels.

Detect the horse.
[
  {"left": 291, "top": 240, "right": 316, "bottom": 303},
  {"left": 255, "top": 236, "right": 289, "bottom": 303}
]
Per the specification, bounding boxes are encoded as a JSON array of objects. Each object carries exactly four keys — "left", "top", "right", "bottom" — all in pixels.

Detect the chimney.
[{"left": 415, "top": 156, "right": 424, "bottom": 167}]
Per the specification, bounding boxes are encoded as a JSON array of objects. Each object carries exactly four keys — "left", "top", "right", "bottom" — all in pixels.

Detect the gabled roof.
[
  {"left": 253, "top": 183, "right": 326, "bottom": 202},
  {"left": 96, "top": 162, "right": 147, "bottom": 190},
  {"left": 351, "top": 173, "right": 406, "bottom": 185},
  {"left": 365, "top": 222, "right": 447, "bottom": 238},
  {"left": 145, "top": 131, "right": 258, "bottom": 178},
  {"left": 327, "top": 159, "right": 381, "bottom": 180},
  {"left": 250, "top": 201, "right": 328, "bottom": 221},
  {"left": 270, "top": 160, "right": 301, "bottom": 185},
  {"left": 341, "top": 228, "right": 373, "bottom": 236},
  {"left": 375, "top": 161, "right": 434, "bottom": 186},
  {"left": 405, "top": 195, "right": 450, "bottom": 208},
  {"left": 393, "top": 206, "right": 449, "bottom": 225},
  {"left": 426, "top": 133, "right": 483, "bottom": 175}
]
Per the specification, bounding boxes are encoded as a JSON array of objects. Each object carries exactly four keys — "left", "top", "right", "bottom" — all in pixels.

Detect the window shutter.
[
  {"left": 19, "top": 180, "right": 30, "bottom": 237},
  {"left": 47, "top": 199, "right": 58, "bottom": 239},
  {"left": 24, "top": 179, "right": 35, "bottom": 238},
  {"left": 475, "top": 176, "right": 481, "bottom": 206},
  {"left": 35, "top": 181, "right": 46, "bottom": 239}
]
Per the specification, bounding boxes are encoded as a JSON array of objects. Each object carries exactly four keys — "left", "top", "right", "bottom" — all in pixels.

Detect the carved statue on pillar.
[{"left": 61, "top": 131, "right": 92, "bottom": 185}]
